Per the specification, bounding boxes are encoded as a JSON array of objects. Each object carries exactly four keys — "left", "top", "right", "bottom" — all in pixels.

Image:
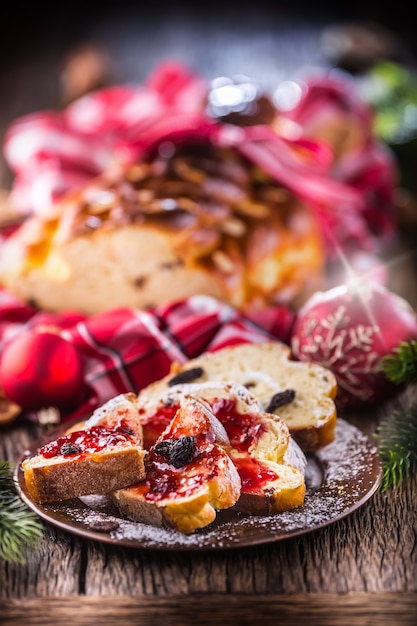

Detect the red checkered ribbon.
[{"left": 0, "top": 289, "right": 294, "bottom": 422}]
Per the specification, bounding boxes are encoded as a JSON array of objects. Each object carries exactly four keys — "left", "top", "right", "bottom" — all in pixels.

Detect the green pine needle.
[
  {"left": 382, "top": 340, "right": 417, "bottom": 385},
  {"left": 375, "top": 404, "right": 417, "bottom": 491},
  {"left": 0, "top": 461, "right": 44, "bottom": 563}
]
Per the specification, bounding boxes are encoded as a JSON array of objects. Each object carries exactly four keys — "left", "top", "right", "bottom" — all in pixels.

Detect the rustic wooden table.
[{"left": 1, "top": 5, "right": 417, "bottom": 625}]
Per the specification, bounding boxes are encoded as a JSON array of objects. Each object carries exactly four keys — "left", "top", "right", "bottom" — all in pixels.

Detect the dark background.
[
  {"left": 0, "top": 1, "right": 414, "bottom": 188},
  {"left": 1, "top": 2, "right": 414, "bottom": 75}
]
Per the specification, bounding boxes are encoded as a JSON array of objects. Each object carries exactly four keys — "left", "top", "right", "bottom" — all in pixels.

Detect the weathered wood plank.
[
  {"left": 1, "top": 475, "right": 416, "bottom": 598},
  {"left": 1, "top": 593, "right": 417, "bottom": 626},
  {"left": 0, "top": 3, "right": 417, "bottom": 611}
]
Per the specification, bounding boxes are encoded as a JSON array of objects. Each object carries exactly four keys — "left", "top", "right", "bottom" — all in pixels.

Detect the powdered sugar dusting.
[{"left": 33, "top": 418, "right": 382, "bottom": 551}]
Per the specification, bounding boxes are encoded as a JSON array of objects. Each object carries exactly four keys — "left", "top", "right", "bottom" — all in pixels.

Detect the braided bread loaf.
[{"left": 0, "top": 142, "right": 324, "bottom": 314}]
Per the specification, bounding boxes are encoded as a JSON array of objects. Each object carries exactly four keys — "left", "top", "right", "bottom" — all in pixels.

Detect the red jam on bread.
[{"left": 39, "top": 421, "right": 139, "bottom": 460}]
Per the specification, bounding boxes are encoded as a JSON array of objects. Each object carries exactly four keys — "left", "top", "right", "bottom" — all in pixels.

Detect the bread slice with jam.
[
  {"left": 135, "top": 381, "right": 306, "bottom": 518},
  {"left": 112, "top": 394, "right": 241, "bottom": 533},
  {"left": 139, "top": 341, "right": 337, "bottom": 451},
  {"left": 22, "top": 393, "right": 146, "bottom": 504}
]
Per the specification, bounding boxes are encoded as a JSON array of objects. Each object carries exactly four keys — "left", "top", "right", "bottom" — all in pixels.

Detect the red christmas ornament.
[
  {"left": 0, "top": 330, "right": 85, "bottom": 411},
  {"left": 291, "top": 280, "right": 417, "bottom": 408}
]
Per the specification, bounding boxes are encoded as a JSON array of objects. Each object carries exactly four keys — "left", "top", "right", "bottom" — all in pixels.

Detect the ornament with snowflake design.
[{"left": 291, "top": 281, "right": 417, "bottom": 408}]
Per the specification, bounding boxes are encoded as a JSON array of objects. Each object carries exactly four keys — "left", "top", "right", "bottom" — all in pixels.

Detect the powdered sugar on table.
[{"left": 25, "top": 418, "right": 381, "bottom": 551}]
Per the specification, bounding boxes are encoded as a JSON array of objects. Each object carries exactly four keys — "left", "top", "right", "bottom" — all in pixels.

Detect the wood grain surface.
[
  {"left": 1, "top": 6, "right": 417, "bottom": 625},
  {"left": 1, "top": 593, "right": 417, "bottom": 626}
]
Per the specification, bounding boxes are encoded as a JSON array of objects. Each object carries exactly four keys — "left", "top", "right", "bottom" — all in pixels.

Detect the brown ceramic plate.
[{"left": 16, "top": 418, "right": 382, "bottom": 551}]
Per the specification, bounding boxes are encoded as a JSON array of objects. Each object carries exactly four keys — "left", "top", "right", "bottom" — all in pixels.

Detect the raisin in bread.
[
  {"left": 0, "top": 142, "right": 324, "bottom": 314},
  {"left": 22, "top": 393, "right": 146, "bottom": 504},
  {"left": 112, "top": 394, "right": 241, "bottom": 533},
  {"left": 138, "top": 341, "right": 337, "bottom": 451},
  {"left": 136, "top": 381, "right": 306, "bottom": 517}
]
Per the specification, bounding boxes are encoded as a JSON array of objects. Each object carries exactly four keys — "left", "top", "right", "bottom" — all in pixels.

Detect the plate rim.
[{"left": 16, "top": 417, "right": 383, "bottom": 551}]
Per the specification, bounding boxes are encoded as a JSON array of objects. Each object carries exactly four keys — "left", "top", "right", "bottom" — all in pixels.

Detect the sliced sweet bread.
[
  {"left": 22, "top": 393, "right": 146, "bottom": 504},
  {"left": 138, "top": 341, "right": 337, "bottom": 451},
  {"left": 136, "top": 381, "right": 307, "bottom": 516},
  {"left": 112, "top": 394, "right": 241, "bottom": 533}
]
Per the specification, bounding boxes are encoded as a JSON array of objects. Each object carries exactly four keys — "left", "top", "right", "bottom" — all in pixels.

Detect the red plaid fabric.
[
  {"left": 0, "top": 289, "right": 294, "bottom": 422},
  {"left": 0, "top": 63, "right": 399, "bottom": 423},
  {"left": 2, "top": 61, "right": 398, "bottom": 256}
]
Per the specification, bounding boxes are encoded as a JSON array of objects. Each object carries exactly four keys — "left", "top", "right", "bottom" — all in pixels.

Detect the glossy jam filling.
[
  {"left": 134, "top": 444, "right": 222, "bottom": 502},
  {"left": 141, "top": 397, "right": 265, "bottom": 452},
  {"left": 209, "top": 398, "right": 265, "bottom": 452},
  {"left": 137, "top": 397, "right": 273, "bottom": 498},
  {"left": 233, "top": 456, "right": 279, "bottom": 492},
  {"left": 140, "top": 405, "right": 178, "bottom": 449},
  {"left": 39, "top": 419, "right": 137, "bottom": 459}
]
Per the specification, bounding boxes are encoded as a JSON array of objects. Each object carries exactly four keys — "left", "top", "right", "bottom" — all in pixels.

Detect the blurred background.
[{"left": 0, "top": 2, "right": 416, "bottom": 189}]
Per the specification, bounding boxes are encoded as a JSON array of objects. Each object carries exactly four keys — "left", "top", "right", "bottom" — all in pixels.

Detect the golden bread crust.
[
  {"left": 0, "top": 144, "right": 324, "bottom": 313},
  {"left": 22, "top": 393, "right": 146, "bottom": 504},
  {"left": 113, "top": 395, "right": 241, "bottom": 533},
  {"left": 134, "top": 381, "right": 307, "bottom": 521},
  {"left": 150, "top": 341, "right": 338, "bottom": 451},
  {"left": 23, "top": 447, "right": 146, "bottom": 504},
  {"left": 231, "top": 460, "right": 306, "bottom": 515}
]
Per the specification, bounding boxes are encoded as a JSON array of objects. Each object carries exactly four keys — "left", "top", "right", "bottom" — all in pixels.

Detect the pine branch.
[
  {"left": 0, "top": 461, "right": 44, "bottom": 563},
  {"left": 382, "top": 340, "right": 417, "bottom": 385},
  {"left": 375, "top": 404, "right": 417, "bottom": 491}
]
